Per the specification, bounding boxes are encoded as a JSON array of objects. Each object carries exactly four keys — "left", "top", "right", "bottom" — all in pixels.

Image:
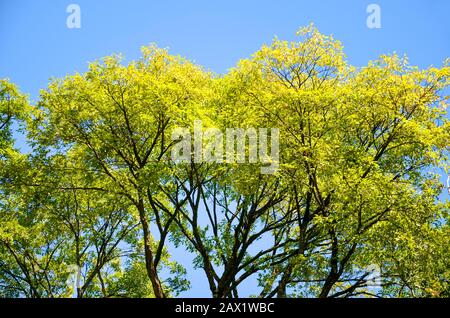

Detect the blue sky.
[
  {"left": 1, "top": 0, "right": 449, "bottom": 99},
  {"left": 1, "top": 0, "right": 449, "bottom": 297}
]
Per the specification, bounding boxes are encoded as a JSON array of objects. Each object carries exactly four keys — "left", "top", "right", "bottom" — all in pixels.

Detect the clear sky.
[{"left": 1, "top": 0, "right": 449, "bottom": 297}]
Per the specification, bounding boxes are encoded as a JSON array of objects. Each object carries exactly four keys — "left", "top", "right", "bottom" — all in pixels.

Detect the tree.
[
  {"left": 28, "top": 47, "right": 210, "bottom": 297},
  {"left": 224, "top": 25, "right": 450, "bottom": 297},
  {"left": 1, "top": 25, "right": 449, "bottom": 298}
]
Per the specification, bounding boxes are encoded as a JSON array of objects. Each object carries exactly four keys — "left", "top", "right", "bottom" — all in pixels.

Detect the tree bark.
[{"left": 137, "top": 201, "right": 165, "bottom": 298}]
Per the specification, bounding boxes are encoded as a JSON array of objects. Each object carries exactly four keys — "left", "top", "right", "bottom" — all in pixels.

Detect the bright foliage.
[{"left": 1, "top": 26, "right": 449, "bottom": 298}]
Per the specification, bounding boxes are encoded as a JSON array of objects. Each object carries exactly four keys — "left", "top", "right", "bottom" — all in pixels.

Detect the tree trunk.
[
  {"left": 276, "top": 264, "right": 293, "bottom": 298},
  {"left": 138, "top": 202, "right": 165, "bottom": 298}
]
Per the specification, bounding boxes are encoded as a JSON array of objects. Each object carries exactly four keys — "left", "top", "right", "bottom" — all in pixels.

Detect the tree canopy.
[{"left": 1, "top": 26, "right": 449, "bottom": 298}]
